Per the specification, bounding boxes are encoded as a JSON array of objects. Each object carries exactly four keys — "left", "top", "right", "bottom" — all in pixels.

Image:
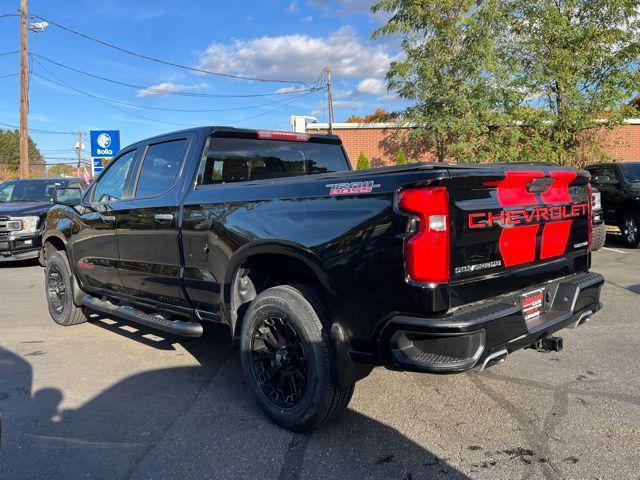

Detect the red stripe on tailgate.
[
  {"left": 540, "top": 171, "right": 577, "bottom": 204},
  {"left": 540, "top": 220, "right": 572, "bottom": 259},
  {"left": 499, "top": 224, "right": 539, "bottom": 267},
  {"left": 497, "top": 171, "right": 545, "bottom": 207}
]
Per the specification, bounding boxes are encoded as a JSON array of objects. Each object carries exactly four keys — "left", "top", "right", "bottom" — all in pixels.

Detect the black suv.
[
  {"left": 586, "top": 162, "right": 640, "bottom": 248},
  {"left": 0, "top": 177, "right": 84, "bottom": 263}
]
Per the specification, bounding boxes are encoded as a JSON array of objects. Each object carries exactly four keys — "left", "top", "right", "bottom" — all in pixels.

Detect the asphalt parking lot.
[{"left": 1, "top": 236, "right": 639, "bottom": 480}]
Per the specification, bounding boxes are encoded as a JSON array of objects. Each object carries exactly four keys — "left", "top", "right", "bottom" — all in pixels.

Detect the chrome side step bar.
[{"left": 82, "top": 296, "right": 203, "bottom": 338}]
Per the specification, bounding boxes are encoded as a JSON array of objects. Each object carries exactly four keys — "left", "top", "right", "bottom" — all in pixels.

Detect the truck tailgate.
[{"left": 448, "top": 166, "right": 591, "bottom": 285}]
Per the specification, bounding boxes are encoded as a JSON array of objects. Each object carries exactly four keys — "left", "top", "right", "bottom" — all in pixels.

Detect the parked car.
[
  {"left": 591, "top": 187, "right": 606, "bottom": 251},
  {"left": 0, "top": 177, "right": 84, "bottom": 263},
  {"left": 586, "top": 162, "right": 640, "bottom": 248},
  {"left": 42, "top": 127, "right": 603, "bottom": 431}
]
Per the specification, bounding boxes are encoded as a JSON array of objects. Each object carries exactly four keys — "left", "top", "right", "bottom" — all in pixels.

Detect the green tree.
[
  {"left": 498, "top": 0, "right": 640, "bottom": 166},
  {"left": 395, "top": 148, "right": 407, "bottom": 166},
  {"left": 373, "top": 0, "right": 640, "bottom": 166},
  {"left": 0, "top": 129, "right": 45, "bottom": 176},
  {"left": 372, "top": 0, "right": 521, "bottom": 162},
  {"left": 356, "top": 152, "right": 370, "bottom": 170}
]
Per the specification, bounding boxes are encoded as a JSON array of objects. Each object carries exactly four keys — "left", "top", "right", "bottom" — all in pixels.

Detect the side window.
[
  {"left": 91, "top": 150, "right": 137, "bottom": 203},
  {"left": 200, "top": 137, "right": 348, "bottom": 185},
  {"left": 135, "top": 139, "right": 187, "bottom": 198}
]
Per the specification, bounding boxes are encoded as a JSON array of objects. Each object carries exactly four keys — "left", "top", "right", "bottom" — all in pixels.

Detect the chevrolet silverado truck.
[
  {"left": 0, "top": 177, "right": 84, "bottom": 263},
  {"left": 42, "top": 127, "right": 603, "bottom": 431}
]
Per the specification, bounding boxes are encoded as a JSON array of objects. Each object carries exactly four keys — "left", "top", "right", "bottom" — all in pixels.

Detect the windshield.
[
  {"left": 0, "top": 180, "right": 65, "bottom": 203},
  {"left": 621, "top": 164, "right": 640, "bottom": 183}
]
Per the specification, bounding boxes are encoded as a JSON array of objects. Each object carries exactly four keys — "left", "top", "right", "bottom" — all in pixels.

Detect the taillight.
[
  {"left": 587, "top": 183, "right": 593, "bottom": 250},
  {"left": 398, "top": 186, "right": 450, "bottom": 284}
]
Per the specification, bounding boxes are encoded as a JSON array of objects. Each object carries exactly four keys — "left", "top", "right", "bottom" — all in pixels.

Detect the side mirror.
[
  {"left": 594, "top": 175, "right": 618, "bottom": 186},
  {"left": 54, "top": 187, "right": 83, "bottom": 207}
]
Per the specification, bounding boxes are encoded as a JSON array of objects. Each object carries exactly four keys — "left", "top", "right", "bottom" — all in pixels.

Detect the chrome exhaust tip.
[
  {"left": 568, "top": 309, "right": 593, "bottom": 329},
  {"left": 476, "top": 349, "right": 508, "bottom": 373}
]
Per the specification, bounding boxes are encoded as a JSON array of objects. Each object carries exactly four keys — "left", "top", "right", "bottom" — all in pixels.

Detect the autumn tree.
[{"left": 345, "top": 108, "right": 399, "bottom": 123}]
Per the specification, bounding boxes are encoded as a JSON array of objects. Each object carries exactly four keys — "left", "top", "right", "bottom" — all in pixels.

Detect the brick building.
[{"left": 304, "top": 120, "right": 640, "bottom": 169}]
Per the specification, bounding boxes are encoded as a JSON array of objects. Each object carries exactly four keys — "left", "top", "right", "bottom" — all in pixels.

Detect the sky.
[{"left": 0, "top": 0, "right": 404, "bottom": 166}]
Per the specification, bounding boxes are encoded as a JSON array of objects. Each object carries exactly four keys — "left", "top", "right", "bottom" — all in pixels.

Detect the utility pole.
[
  {"left": 19, "top": 0, "right": 29, "bottom": 178},
  {"left": 74, "top": 132, "right": 84, "bottom": 178},
  {"left": 324, "top": 67, "right": 334, "bottom": 134}
]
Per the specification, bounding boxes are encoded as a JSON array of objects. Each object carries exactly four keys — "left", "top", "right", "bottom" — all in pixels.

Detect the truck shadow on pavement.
[{"left": 0, "top": 317, "right": 470, "bottom": 480}]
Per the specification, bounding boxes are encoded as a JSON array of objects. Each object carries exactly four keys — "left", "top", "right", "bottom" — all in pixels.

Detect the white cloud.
[
  {"left": 136, "top": 81, "right": 208, "bottom": 98},
  {"left": 333, "top": 100, "right": 364, "bottom": 109},
  {"left": 356, "top": 77, "right": 386, "bottom": 95},
  {"left": 377, "top": 93, "right": 398, "bottom": 103},
  {"left": 302, "top": 15, "right": 313, "bottom": 22},
  {"left": 196, "top": 26, "right": 394, "bottom": 82},
  {"left": 274, "top": 86, "right": 298, "bottom": 94},
  {"left": 286, "top": 1, "right": 299, "bottom": 13}
]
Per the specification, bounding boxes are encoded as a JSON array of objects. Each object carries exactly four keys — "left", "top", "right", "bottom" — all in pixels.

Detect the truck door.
[
  {"left": 73, "top": 148, "right": 139, "bottom": 291},
  {"left": 114, "top": 136, "right": 192, "bottom": 308},
  {"left": 592, "top": 164, "right": 621, "bottom": 223}
]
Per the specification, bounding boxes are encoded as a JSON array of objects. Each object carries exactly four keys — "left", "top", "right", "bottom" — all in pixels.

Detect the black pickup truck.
[
  {"left": 42, "top": 127, "right": 603, "bottom": 431},
  {"left": 586, "top": 162, "right": 640, "bottom": 248},
  {"left": 0, "top": 177, "right": 84, "bottom": 263}
]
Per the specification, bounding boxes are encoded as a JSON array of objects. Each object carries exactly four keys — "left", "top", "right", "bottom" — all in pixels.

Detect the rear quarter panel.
[{"left": 181, "top": 168, "right": 447, "bottom": 349}]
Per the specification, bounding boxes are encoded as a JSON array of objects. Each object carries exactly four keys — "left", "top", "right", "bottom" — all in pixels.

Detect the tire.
[
  {"left": 44, "top": 250, "right": 88, "bottom": 326},
  {"left": 590, "top": 223, "right": 607, "bottom": 251},
  {"left": 619, "top": 212, "right": 640, "bottom": 248},
  {"left": 240, "top": 284, "right": 354, "bottom": 432}
]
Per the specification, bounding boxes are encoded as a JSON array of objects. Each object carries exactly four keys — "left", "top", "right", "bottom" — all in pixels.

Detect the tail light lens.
[{"left": 398, "top": 186, "right": 450, "bottom": 283}]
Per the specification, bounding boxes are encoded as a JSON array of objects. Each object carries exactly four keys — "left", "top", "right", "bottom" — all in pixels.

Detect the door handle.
[
  {"left": 100, "top": 215, "right": 116, "bottom": 223},
  {"left": 154, "top": 213, "right": 174, "bottom": 222}
]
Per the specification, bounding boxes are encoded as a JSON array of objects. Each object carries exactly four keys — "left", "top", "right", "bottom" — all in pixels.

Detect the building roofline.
[{"left": 305, "top": 118, "right": 640, "bottom": 130}]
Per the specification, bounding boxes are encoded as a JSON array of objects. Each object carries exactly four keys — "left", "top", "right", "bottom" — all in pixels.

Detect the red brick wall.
[{"left": 309, "top": 123, "right": 640, "bottom": 167}]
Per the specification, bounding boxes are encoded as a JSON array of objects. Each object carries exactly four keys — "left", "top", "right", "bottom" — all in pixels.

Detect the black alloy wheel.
[
  {"left": 250, "top": 315, "right": 308, "bottom": 408},
  {"left": 621, "top": 212, "right": 640, "bottom": 248},
  {"left": 47, "top": 264, "right": 66, "bottom": 316},
  {"left": 44, "top": 249, "right": 88, "bottom": 326},
  {"left": 239, "top": 284, "right": 355, "bottom": 432}
]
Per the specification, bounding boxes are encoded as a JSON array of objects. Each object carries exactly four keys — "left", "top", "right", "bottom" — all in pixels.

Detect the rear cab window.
[
  {"left": 199, "top": 133, "right": 349, "bottom": 185},
  {"left": 134, "top": 139, "right": 188, "bottom": 198}
]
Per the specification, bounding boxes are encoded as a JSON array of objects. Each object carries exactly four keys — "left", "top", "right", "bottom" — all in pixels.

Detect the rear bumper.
[{"left": 378, "top": 271, "right": 603, "bottom": 373}]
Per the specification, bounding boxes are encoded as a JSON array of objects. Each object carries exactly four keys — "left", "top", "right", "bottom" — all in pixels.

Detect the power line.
[
  {"left": 228, "top": 90, "right": 317, "bottom": 125},
  {"left": 29, "top": 56, "right": 318, "bottom": 113},
  {"left": 32, "top": 57, "right": 319, "bottom": 127},
  {"left": 31, "top": 13, "right": 311, "bottom": 85},
  {"left": 0, "top": 73, "right": 18, "bottom": 79},
  {"left": 0, "top": 51, "right": 19, "bottom": 56},
  {"left": 0, "top": 120, "right": 73, "bottom": 135},
  {"left": 30, "top": 53, "right": 323, "bottom": 98},
  {"left": 31, "top": 69, "right": 193, "bottom": 127}
]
